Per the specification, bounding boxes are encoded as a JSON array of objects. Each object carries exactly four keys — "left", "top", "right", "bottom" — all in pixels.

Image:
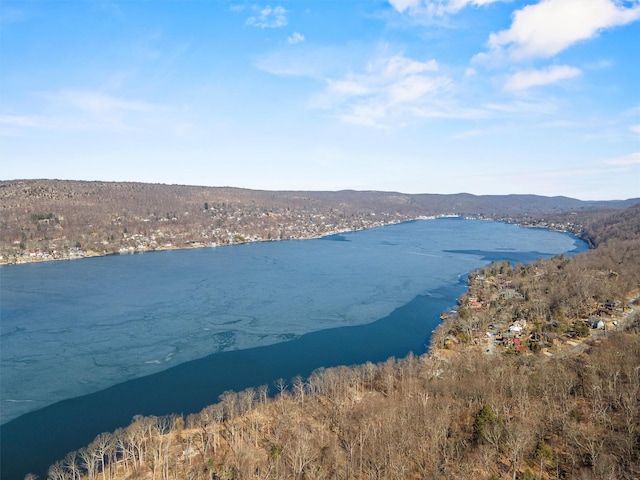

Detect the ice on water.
[{"left": 0, "top": 219, "right": 583, "bottom": 423}]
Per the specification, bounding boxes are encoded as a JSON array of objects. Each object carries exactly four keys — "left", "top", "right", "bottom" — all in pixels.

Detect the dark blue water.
[{"left": 0, "top": 219, "right": 587, "bottom": 479}]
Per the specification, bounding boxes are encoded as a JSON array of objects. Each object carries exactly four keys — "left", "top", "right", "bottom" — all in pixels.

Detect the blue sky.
[{"left": 1, "top": 0, "right": 639, "bottom": 200}]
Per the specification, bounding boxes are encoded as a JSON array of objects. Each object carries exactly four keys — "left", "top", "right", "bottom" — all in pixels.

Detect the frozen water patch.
[{"left": 0, "top": 219, "right": 585, "bottom": 423}]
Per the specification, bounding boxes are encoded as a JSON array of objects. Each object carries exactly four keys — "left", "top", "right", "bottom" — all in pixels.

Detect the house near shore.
[
  {"left": 502, "top": 337, "right": 522, "bottom": 347},
  {"left": 507, "top": 319, "right": 527, "bottom": 334},
  {"left": 604, "top": 300, "right": 619, "bottom": 310},
  {"left": 466, "top": 296, "right": 484, "bottom": 310},
  {"left": 500, "top": 288, "right": 520, "bottom": 300}
]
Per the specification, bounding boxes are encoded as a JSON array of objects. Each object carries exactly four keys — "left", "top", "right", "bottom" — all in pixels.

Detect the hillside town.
[
  {"left": 2, "top": 207, "right": 411, "bottom": 264},
  {"left": 3, "top": 180, "right": 637, "bottom": 265},
  {"left": 434, "top": 256, "right": 639, "bottom": 359}
]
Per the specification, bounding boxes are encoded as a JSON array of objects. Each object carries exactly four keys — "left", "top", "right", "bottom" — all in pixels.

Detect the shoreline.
[
  {"left": 0, "top": 231, "right": 364, "bottom": 267},
  {"left": 3, "top": 215, "right": 584, "bottom": 267},
  {"left": 0, "top": 216, "right": 465, "bottom": 267},
  {"left": 0, "top": 219, "right": 600, "bottom": 479}
]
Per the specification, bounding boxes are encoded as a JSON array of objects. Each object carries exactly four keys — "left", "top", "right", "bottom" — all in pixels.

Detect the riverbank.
[
  {"left": 0, "top": 220, "right": 407, "bottom": 266},
  {"left": 1, "top": 215, "right": 485, "bottom": 266},
  {"left": 429, "top": 232, "right": 640, "bottom": 362},
  {"left": 5, "top": 179, "right": 635, "bottom": 267}
]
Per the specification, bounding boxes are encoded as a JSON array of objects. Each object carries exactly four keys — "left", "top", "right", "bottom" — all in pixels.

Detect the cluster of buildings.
[{"left": 2, "top": 208, "right": 407, "bottom": 264}]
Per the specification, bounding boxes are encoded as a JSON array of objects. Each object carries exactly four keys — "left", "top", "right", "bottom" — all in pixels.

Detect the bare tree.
[
  {"left": 286, "top": 427, "right": 318, "bottom": 480},
  {"left": 218, "top": 390, "right": 239, "bottom": 420},
  {"left": 89, "top": 432, "right": 113, "bottom": 480},
  {"left": 238, "top": 387, "right": 256, "bottom": 414},
  {"left": 504, "top": 421, "right": 533, "bottom": 480},
  {"left": 63, "top": 451, "right": 80, "bottom": 480},
  {"left": 47, "top": 462, "right": 66, "bottom": 480},
  {"left": 274, "top": 378, "right": 288, "bottom": 400},
  {"left": 257, "top": 384, "right": 269, "bottom": 404},
  {"left": 78, "top": 446, "right": 98, "bottom": 480},
  {"left": 292, "top": 375, "right": 306, "bottom": 405}
]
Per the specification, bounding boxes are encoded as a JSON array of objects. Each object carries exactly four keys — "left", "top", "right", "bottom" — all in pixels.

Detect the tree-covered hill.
[{"left": 1, "top": 179, "right": 637, "bottom": 264}]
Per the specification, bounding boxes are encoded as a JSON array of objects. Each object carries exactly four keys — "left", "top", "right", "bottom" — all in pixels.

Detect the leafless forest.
[
  {"left": 2, "top": 179, "right": 636, "bottom": 264},
  {"left": 34, "top": 203, "right": 640, "bottom": 480}
]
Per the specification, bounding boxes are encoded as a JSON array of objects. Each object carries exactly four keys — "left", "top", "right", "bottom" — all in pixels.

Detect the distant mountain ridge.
[
  {"left": 411, "top": 192, "right": 639, "bottom": 215},
  {"left": 1, "top": 179, "right": 638, "bottom": 264}
]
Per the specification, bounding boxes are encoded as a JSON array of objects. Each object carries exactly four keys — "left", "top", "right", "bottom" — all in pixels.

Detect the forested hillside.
[
  {"left": 36, "top": 204, "right": 640, "bottom": 480},
  {"left": 1, "top": 179, "right": 637, "bottom": 264}
]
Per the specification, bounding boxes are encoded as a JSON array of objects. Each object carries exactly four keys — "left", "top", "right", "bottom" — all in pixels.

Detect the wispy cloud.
[
  {"left": 308, "top": 53, "right": 455, "bottom": 128},
  {"left": 47, "top": 90, "right": 154, "bottom": 115},
  {"left": 0, "top": 114, "right": 46, "bottom": 137},
  {"left": 583, "top": 58, "right": 614, "bottom": 70},
  {"left": 476, "top": 0, "right": 640, "bottom": 63},
  {"left": 0, "top": 115, "right": 43, "bottom": 128},
  {"left": 257, "top": 45, "right": 512, "bottom": 127},
  {"left": 256, "top": 44, "right": 374, "bottom": 79},
  {"left": 504, "top": 65, "right": 582, "bottom": 91},
  {"left": 246, "top": 5, "right": 287, "bottom": 29},
  {"left": 539, "top": 119, "right": 582, "bottom": 128},
  {"left": 287, "top": 32, "right": 305, "bottom": 45},
  {"left": 388, "top": 0, "right": 507, "bottom": 16},
  {"left": 0, "top": 90, "right": 159, "bottom": 135},
  {"left": 449, "top": 126, "right": 498, "bottom": 139},
  {"left": 482, "top": 99, "right": 557, "bottom": 116},
  {"left": 602, "top": 152, "right": 640, "bottom": 166}
]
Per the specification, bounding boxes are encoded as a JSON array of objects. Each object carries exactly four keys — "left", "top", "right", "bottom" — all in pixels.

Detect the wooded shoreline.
[
  {"left": 3, "top": 179, "right": 637, "bottom": 265},
  {"left": 2, "top": 183, "right": 639, "bottom": 480}
]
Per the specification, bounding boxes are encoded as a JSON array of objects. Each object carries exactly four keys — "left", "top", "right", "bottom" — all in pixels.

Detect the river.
[{"left": 0, "top": 218, "right": 587, "bottom": 479}]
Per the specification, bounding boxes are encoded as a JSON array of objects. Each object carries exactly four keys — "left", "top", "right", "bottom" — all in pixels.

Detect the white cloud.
[
  {"left": 339, "top": 103, "right": 389, "bottom": 128},
  {"left": 288, "top": 32, "right": 305, "bottom": 45},
  {"left": 584, "top": 58, "right": 614, "bottom": 70},
  {"left": 389, "top": 75, "right": 444, "bottom": 102},
  {"left": 326, "top": 79, "right": 371, "bottom": 96},
  {"left": 258, "top": 44, "right": 573, "bottom": 128},
  {"left": 482, "top": 99, "right": 557, "bottom": 115},
  {"left": 388, "top": 0, "right": 507, "bottom": 16},
  {"left": 0, "top": 114, "right": 47, "bottom": 137},
  {"left": 309, "top": 54, "right": 451, "bottom": 128},
  {"left": 258, "top": 44, "right": 500, "bottom": 126},
  {"left": 0, "top": 114, "right": 43, "bottom": 128},
  {"left": 481, "top": 0, "right": 640, "bottom": 62},
  {"left": 246, "top": 5, "right": 288, "bottom": 29},
  {"left": 388, "top": 0, "right": 421, "bottom": 13},
  {"left": 602, "top": 152, "right": 640, "bottom": 166},
  {"left": 540, "top": 119, "right": 581, "bottom": 128},
  {"left": 2, "top": 90, "right": 161, "bottom": 133},
  {"left": 255, "top": 43, "right": 383, "bottom": 80},
  {"left": 1, "top": 91, "right": 156, "bottom": 135},
  {"left": 383, "top": 55, "right": 438, "bottom": 76},
  {"left": 631, "top": 124, "right": 640, "bottom": 134},
  {"left": 50, "top": 90, "right": 153, "bottom": 115},
  {"left": 450, "top": 127, "right": 496, "bottom": 139},
  {"left": 504, "top": 65, "right": 582, "bottom": 91}
]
